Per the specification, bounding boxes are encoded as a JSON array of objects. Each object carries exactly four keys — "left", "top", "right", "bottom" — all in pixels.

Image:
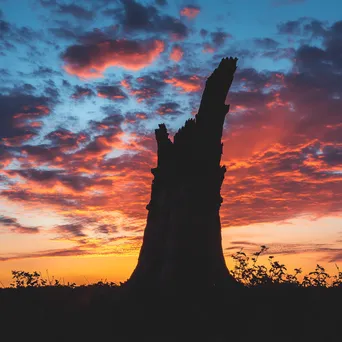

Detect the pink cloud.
[
  {"left": 180, "top": 6, "right": 200, "bottom": 19},
  {"left": 63, "top": 39, "right": 165, "bottom": 78},
  {"left": 169, "top": 45, "right": 184, "bottom": 62}
]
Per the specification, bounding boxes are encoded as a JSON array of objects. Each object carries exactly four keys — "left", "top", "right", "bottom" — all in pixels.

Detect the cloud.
[
  {"left": 0, "top": 215, "right": 39, "bottom": 234},
  {"left": 254, "top": 38, "right": 280, "bottom": 49},
  {"left": 169, "top": 44, "right": 184, "bottom": 62},
  {"left": 211, "top": 31, "right": 232, "bottom": 46},
  {"left": 156, "top": 102, "right": 181, "bottom": 116},
  {"left": 155, "top": 0, "right": 167, "bottom": 5},
  {"left": 96, "top": 224, "right": 118, "bottom": 234},
  {"left": 277, "top": 17, "right": 326, "bottom": 38},
  {"left": 165, "top": 74, "right": 202, "bottom": 92},
  {"left": 62, "top": 39, "right": 165, "bottom": 78},
  {"left": 39, "top": 0, "right": 58, "bottom": 7},
  {"left": 180, "top": 5, "right": 200, "bottom": 19},
  {"left": 55, "top": 223, "right": 86, "bottom": 238},
  {"left": 49, "top": 26, "right": 77, "bottom": 40},
  {"left": 8, "top": 168, "right": 112, "bottom": 193},
  {"left": 2, "top": 4, "right": 342, "bottom": 270},
  {"left": 121, "top": 74, "right": 167, "bottom": 103},
  {"left": 96, "top": 85, "right": 128, "bottom": 100},
  {"left": 226, "top": 240, "right": 342, "bottom": 262},
  {"left": 202, "top": 43, "right": 215, "bottom": 53},
  {"left": 278, "top": 19, "right": 302, "bottom": 35},
  {"left": 30, "top": 66, "right": 62, "bottom": 77},
  {"left": 90, "top": 111, "right": 125, "bottom": 132},
  {"left": 0, "top": 92, "right": 53, "bottom": 146},
  {"left": 0, "top": 18, "right": 42, "bottom": 53},
  {"left": 107, "top": 0, "right": 188, "bottom": 40},
  {"left": 0, "top": 246, "right": 89, "bottom": 261},
  {"left": 71, "top": 85, "right": 95, "bottom": 99},
  {"left": 56, "top": 4, "right": 94, "bottom": 20},
  {"left": 200, "top": 29, "right": 208, "bottom": 38}
]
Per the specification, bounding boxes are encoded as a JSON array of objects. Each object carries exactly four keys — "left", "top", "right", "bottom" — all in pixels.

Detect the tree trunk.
[{"left": 127, "top": 57, "right": 238, "bottom": 289}]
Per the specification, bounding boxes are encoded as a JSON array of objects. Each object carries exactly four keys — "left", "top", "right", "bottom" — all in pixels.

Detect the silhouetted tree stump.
[{"left": 128, "top": 57, "right": 239, "bottom": 290}]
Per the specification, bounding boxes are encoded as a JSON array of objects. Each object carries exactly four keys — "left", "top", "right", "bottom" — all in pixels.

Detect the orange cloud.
[
  {"left": 170, "top": 45, "right": 184, "bottom": 62},
  {"left": 165, "top": 75, "right": 202, "bottom": 92},
  {"left": 97, "top": 92, "right": 126, "bottom": 100},
  {"left": 136, "top": 112, "right": 148, "bottom": 120},
  {"left": 202, "top": 43, "right": 215, "bottom": 53},
  {"left": 180, "top": 6, "right": 200, "bottom": 19},
  {"left": 63, "top": 39, "right": 165, "bottom": 78}
]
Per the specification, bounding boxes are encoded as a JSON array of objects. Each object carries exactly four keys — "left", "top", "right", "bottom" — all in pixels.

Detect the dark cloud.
[
  {"left": 155, "top": 0, "right": 167, "bottom": 5},
  {"left": 105, "top": 0, "right": 188, "bottom": 40},
  {"left": 261, "top": 47, "right": 296, "bottom": 61},
  {"left": 49, "top": 26, "right": 77, "bottom": 40},
  {"left": 278, "top": 19, "right": 302, "bottom": 35},
  {"left": 45, "top": 128, "right": 89, "bottom": 149},
  {"left": 62, "top": 38, "right": 164, "bottom": 78},
  {"left": 62, "top": 79, "right": 71, "bottom": 87},
  {"left": 156, "top": 102, "right": 181, "bottom": 116},
  {"left": 0, "top": 92, "right": 53, "bottom": 144},
  {"left": 72, "top": 113, "right": 124, "bottom": 158},
  {"left": 211, "top": 31, "right": 231, "bottom": 46},
  {"left": 226, "top": 240, "right": 342, "bottom": 262},
  {"left": 71, "top": 85, "right": 95, "bottom": 99},
  {"left": 0, "top": 189, "right": 81, "bottom": 209},
  {"left": 200, "top": 29, "right": 208, "bottom": 38},
  {"left": 0, "top": 67, "right": 10, "bottom": 77},
  {"left": 31, "top": 67, "right": 62, "bottom": 77},
  {"left": 0, "top": 19, "right": 41, "bottom": 52},
  {"left": 18, "top": 144, "right": 61, "bottom": 163},
  {"left": 96, "top": 224, "right": 118, "bottom": 234},
  {"left": 9, "top": 168, "right": 112, "bottom": 192},
  {"left": 121, "top": 73, "right": 167, "bottom": 103},
  {"left": 8, "top": 83, "right": 37, "bottom": 94},
  {"left": 277, "top": 17, "right": 327, "bottom": 37},
  {"left": 0, "top": 215, "right": 39, "bottom": 234},
  {"left": 78, "top": 26, "right": 120, "bottom": 44},
  {"left": 254, "top": 38, "right": 280, "bottom": 49},
  {"left": 44, "top": 86, "right": 59, "bottom": 98},
  {"left": 0, "top": 19, "right": 10, "bottom": 39},
  {"left": 39, "top": 0, "right": 58, "bottom": 7},
  {"left": 0, "top": 246, "right": 91, "bottom": 261},
  {"left": 56, "top": 4, "right": 94, "bottom": 20},
  {"left": 96, "top": 85, "right": 128, "bottom": 100},
  {"left": 90, "top": 110, "right": 124, "bottom": 131},
  {"left": 55, "top": 223, "right": 86, "bottom": 238}
]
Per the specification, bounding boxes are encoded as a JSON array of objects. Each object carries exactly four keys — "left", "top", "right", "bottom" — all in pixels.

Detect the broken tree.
[{"left": 128, "top": 57, "right": 238, "bottom": 289}]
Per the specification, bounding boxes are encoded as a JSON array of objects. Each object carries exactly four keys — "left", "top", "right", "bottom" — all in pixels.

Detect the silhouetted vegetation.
[
  {"left": 230, "top": 246, "right": 342, "bottom": 287},
  {"left": 0, "top": 248, "right": 341, "bottom": 341},
  {"left": 4, "top": 247, "right": 341, "bottom": 289}
]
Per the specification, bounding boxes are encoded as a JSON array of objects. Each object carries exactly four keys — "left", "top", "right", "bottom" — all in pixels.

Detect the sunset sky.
[{"left": 1, "top": 0, "right": 342, "bottom": 286}]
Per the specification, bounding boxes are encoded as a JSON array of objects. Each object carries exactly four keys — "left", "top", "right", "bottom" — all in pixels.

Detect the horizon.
[{"left": 1, "top": 0, "right": 342, "bottom": 286}]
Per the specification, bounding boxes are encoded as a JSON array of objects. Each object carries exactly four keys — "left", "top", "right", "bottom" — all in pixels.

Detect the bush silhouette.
[{"left": 6, "top": 247, "right": 341, "bottom": 289}]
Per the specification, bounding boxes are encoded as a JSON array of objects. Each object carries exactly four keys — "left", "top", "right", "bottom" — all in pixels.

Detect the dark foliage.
[{"left": 1, "top": 249, "right": 341, "bottom": 341}]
